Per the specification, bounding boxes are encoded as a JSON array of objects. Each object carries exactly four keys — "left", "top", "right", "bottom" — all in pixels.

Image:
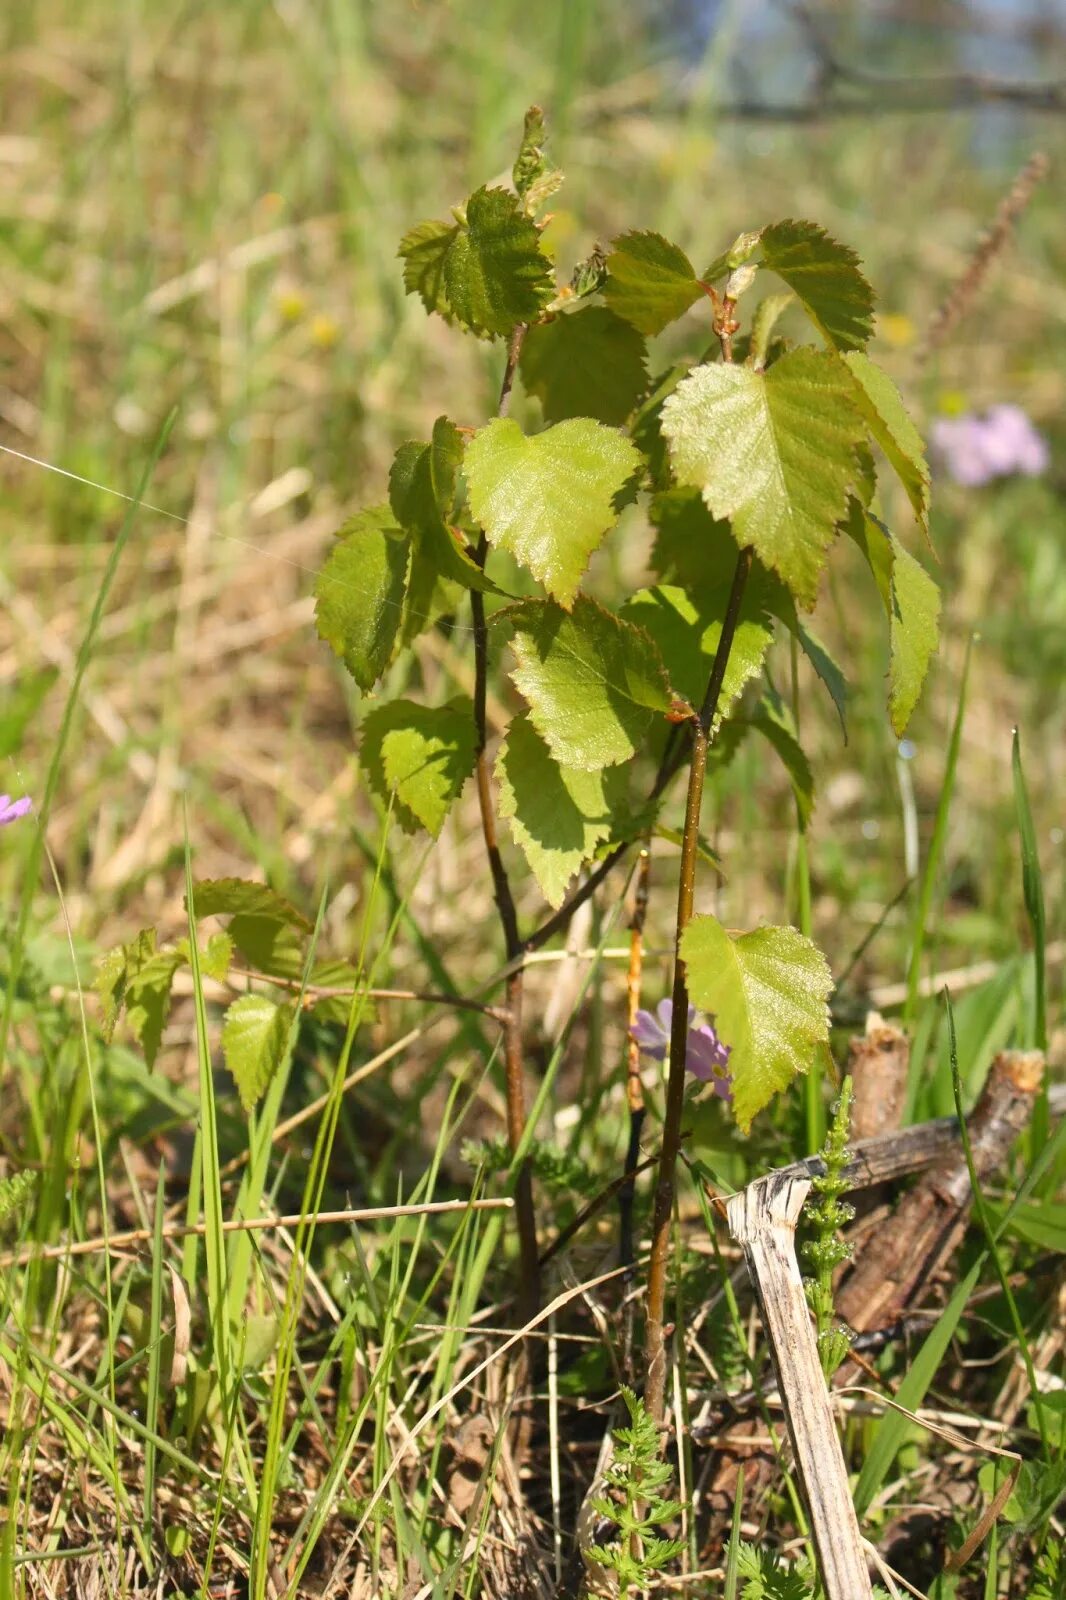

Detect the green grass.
[{"left": 1, "top": 2, "right": 1066, "bottom": 1595}]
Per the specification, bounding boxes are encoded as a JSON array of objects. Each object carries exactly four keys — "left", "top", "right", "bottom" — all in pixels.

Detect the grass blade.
[
  {"left": 853, "top": 1257, "right": 981, "bottom": 1517},
  {"left": 904, "top": 634, "right": 973, "bottom": 1024},
  {"left": 143, "top": 1161, "right": 166, "bottom": 1561},
  {"left": 1012, "top": 728, "right": 1048, "bottom": 1152},
  {"left": 0, "top": 412, "right": 175, "bottom": 1082},
  {"left": 724, "top": 1464, "right": 745, "bottom": 1600}
]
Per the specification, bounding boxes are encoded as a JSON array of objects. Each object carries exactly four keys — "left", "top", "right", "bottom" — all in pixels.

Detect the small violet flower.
[
  {"left": 931, "top": 404, "right": 1049, "bottom": 489},
  {"left": 631, "top": 997, "right": 732, "bottom": 1099},
  {"left": 0, "top": 794, "right": 32, "bottom": 827}
]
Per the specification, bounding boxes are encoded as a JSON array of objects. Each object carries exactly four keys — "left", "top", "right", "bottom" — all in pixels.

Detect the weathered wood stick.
[
  {"left": 727, "top": 1173, "right": 875, "bottom": 1600},
  {"left": 769, "top": 1070, "right": 1063, "bottom": 1199},
  {"left": 848, "top": 1014, "right": 909, "bottom": 1220},
  {"left": 837, "top": 1049, "right": 1044, "bottom": 1333},
  {"left": 848, "top": 1013, "right": 909, "bottom": 1144}
]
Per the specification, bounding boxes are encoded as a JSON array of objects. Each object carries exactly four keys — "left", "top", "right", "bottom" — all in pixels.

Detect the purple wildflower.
[
  {"left": 631, "top": 997, "right": 732, "bottom": 1100},
  {"left": 0, "top": 794, "right": 32, "bottom": 827},
  {"left": 931, "top": 405, "right": 1049, "bottom": 488}
]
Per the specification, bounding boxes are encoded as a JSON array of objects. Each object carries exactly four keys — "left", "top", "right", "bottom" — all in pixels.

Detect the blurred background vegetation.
[{"left": 1, "top": 0, "right": 1063, "bottom": 1044}]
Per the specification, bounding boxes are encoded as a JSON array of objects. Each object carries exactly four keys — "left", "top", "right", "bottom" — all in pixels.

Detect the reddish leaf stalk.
[
  {"left": 470, "top": 323, "right": 540, "bottom": 1320},
  {"left": 644, "top": 543, "right": 754, "bottom": 1423}
]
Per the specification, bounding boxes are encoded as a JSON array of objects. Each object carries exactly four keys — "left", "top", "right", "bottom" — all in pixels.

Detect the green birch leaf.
[
  {"left": 221, "top": 994, "right": 296, "bottom": 1113},
  {"left": 660, "top": 347, "right": 866, "bottom": 608},
  {"left": 631, "top": 363, "right": 689, "bottom": 491},
  {"left": 418, "top": 519, "right": 498, "bottom": 596},
  {"left": 681, "top": 915, "right": 833, "bottom": 1131},
  {"left": 749, "top": 290, "right": 796, "bottom": 369},
  {"left": 758, "top": 579, "right": 848, "bottom": 736},
  {"left": 465, "top": 417, "right": 640, "bottom": 607},
  {"left": 95, "top": 928, "right": 182, "bottom": 1070},
  {"left": 842, "top": 350, "right": 930, "bottom": 530},
  {"left": 201, "top": 932, "right": 234, "bottom": 983},
  {"left": 314, "top": 506, "right": 408, "bottom": 690},
  {"left": 190, "top": 879, "right": 313, "bottom": 932},
  {"left": 398, "top": 218, "right": 457, "bottom": 319},
  {"left": 443, "top": 186, "right": 554, "bottom": 337},
  {"left": 400, "top": 549, "right": 462, "bottom": 646},
  {"left": 508, "top": 597, "right": 672, "bottom": 769},
  {"left": 496, "top": 717, "right": 623, "bottom": 906},
  {"left": 648, "top": 487, "right": 739, "bottom": 594},
  {"left": 95, "top": 928, "right": 153, "bottom": 1038},
  {"left": 125, "top": 952, "right": 182, "bottom": 1072},
  {"left": 759, "top": 219, "right": 875, "bottom": 352},
  {"left": 388, "top": 419, "right": 462, "bottom": 529},
  {"left": 361, "top": 696, "right": 476, "bottom": 835},
  {"left": 241, "top": 1313, "right": 280, "bottom": 1372},
  {"left": 620, "top": 583, "right": 773, "bottom": 730},
  {"left": 173, "top": 931, "right": 234, "bottom": 984},
  {"left": 389, "top": 433, "right": 499, "bottom": 596},
  {"left": 519, "top": 306, "right": 648, "bottom": 425},
  {"left": 604, "top": 230, "right": 704, "bottom": 335},
  {"left": 852, "top": 443, "right": 878, "bottom": 509},
  {"left": 304, "top": 958, "right": 370, "bottom": 1027},
  {"left": 226, "top": 916, "right": 307, "bottom": 981},
  {"left": 646, "top": 491, "right": 841, "bottom": 725},
  {"left": 793, "top": 620, "right": 848, "bottom": 736},
  {"left": 188, "top": 880, "right": 311, "bottom": 983},
  {"left": 430, "top": 414, "right": 463, "bottom": 509},
  {"left": 387, "top": 440, "right": 428, "bottom": 520},
  {"left": 848, "top": 505, "right": 940, "bottom": 734},
  {"left": 651, "top": 822, "right": 721, "bottom": 872}
]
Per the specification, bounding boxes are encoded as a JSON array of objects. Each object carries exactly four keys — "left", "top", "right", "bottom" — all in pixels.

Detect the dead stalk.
[{"left": 727, "top": 1173, "right": 874, "bottom": 1600}]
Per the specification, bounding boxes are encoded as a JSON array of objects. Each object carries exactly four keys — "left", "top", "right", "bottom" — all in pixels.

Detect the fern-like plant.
[
  {"left": 587, "top": 1386, "right": 684, "bottom": 1594},
  {"left": 0, "top": 1167, "right": 36, "bottom": 1228},
  {"left": 736, "top": 1543, "right": 889, "bottom": 1600},
  {"left": 1034, "top": 1536, "right": 1066, "bottom": 1600}
]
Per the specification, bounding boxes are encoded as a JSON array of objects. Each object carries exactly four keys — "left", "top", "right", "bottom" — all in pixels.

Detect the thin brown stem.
[
  {"left": 210, "top": 969, "right": 509, "bottom": 1022},
  {"left": 526, "top": 842, "right": 627, "bottom": 953},
  {"left": 0, "top": 1199, "right": 515, "bottom": 1270},
  {"left": 621, "top": 846, "right": 651, "bottom": 1377},
  {"left": 470, "top": 322, "right": 540, "bottom": 1318},
  {"left": 644, "top": 544, "right": 753, "bottom": 1424},
  {"left": 625, "top": 849, "right": 651, "bottom": 1122},
  {"left": 538, "top": 1152, "right": 659, "bottom": 1270}
]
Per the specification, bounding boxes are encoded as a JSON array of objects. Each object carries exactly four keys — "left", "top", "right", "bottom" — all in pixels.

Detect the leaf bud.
[
  {"left": 724, "top": 262, "right": 759, "bottom": 300},
  {"left": 726, "top": 229, "right": 763, "bottom": 269}
]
